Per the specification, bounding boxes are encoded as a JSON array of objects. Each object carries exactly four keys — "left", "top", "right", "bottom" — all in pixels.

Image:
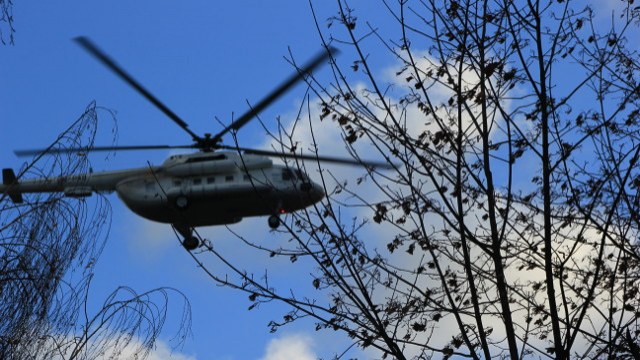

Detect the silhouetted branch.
[
  {"left": 186, "top": 0, "right": 640, "bottom": 358},
  {"left": 0, "top": 102, "right": 190, "bottom": 359}
]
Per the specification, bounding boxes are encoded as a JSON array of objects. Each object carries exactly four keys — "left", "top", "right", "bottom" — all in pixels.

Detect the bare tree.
[
  {"left": 0, "top": 0, "right": 13, "bottom": 45},
  {"left": 178, "top": 0, "right": 640, "bottom": 358},
  {"left": 0, "top": 102, "right": 190, "bottom": 359}
]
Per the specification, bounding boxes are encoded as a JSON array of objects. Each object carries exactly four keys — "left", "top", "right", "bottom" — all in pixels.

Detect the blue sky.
[
  {"left": 2, "top": 1, "right": 634, "bottom": 359},
  {"left": 0, "top": 1, "right": 381, "bottom": 359}
]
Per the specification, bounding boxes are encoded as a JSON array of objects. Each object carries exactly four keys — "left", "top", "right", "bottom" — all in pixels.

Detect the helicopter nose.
[
  {"left": 310, "top": 182, "right": 324, "bottom": 202},
  {"left": 300, "top": 182, "right": 312, "bottom": 192},
  {"left": 300, "top": 181, "right": 324, "bottom": 202}
]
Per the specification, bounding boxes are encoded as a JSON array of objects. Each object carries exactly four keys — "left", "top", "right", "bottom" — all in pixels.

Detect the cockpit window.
[
  {"left": 295, "top": 170, "right": 308, "bottom": 180},
  {"left": 281, "top": 169, "right": 309, "bottom": 181},
  {"left": 282, "top": 169, "right": 295, "bottom": 181}
]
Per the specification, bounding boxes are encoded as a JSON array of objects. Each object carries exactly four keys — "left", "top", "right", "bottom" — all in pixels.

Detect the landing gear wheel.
[
  {"left": 182, "top": 236, "right": 199, "bottom": 251},
  {"left": 268, "top": 215, "right": 280, "bottom": 229},
  {"left": 175, "top": 195, "right": 189, "bottom": 209}
]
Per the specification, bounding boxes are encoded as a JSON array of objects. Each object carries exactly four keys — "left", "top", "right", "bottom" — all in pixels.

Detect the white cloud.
[
  {"left": 110, "top": 339, "right": 196, "bottom": 360},
  {"left": 590, "top": 0, "right": 629, "bottom": 16},
  {"left": 35, "top": 336, "right": 195, "bottom": 360},
  {"left": 127, "top": 214, "right": 177, "bottom": 259},
  {"left": 259, "top": 334, "right": 317, "bottom": 360}
]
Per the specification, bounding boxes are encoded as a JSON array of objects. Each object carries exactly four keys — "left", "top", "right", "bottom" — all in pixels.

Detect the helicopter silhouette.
[{"left": 1, "top": 37, "right": 392, "bottom": 250}]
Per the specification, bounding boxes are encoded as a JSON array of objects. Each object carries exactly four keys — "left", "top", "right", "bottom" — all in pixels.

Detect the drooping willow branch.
[{"left": 0, "top": 102, "right": 191, "bottom": 359}]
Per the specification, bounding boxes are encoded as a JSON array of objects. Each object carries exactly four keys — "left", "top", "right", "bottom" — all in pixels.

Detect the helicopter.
[{"left": 1, "top": 37, "right": 392, "bottom": 250}]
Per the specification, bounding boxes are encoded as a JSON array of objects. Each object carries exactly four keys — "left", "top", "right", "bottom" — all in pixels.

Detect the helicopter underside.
[{"left": 117, "top": 178, "right": 323, "bottom": 227}]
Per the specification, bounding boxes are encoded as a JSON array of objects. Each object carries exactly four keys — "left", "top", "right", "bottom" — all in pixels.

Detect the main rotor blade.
[
  {"left": 211, "top": 46, "right": 338, "bottom": 143},
  {"left": 75, "top": 37, "right": 202, "bottom": 143},
  {"left": 218, "top": 145, "right": 394, "bottom": 169},
  {"left": 15, "top": 144, "right": 198, "bottom": 157}
]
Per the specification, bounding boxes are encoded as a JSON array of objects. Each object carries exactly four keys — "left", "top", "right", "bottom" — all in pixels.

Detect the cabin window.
[
  {"left": 243, "top": 174, "right": 251, "bottom": 181},
  {"left": 225, "top": 175, "right": 234, "bottom": 182},
  {"left": 173, "top": 180, "right": 182, "bottom": 187},
  {"left": 206, "top": 177, "right": 215, "bottom": 184},
  {"left": 193, "top": 178, "right": 202, "bottom": 185}
]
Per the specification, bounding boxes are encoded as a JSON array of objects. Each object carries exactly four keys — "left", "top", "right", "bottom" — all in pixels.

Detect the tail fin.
[{"left": 2, "top": 168, "right": 23, "bottom": 203}]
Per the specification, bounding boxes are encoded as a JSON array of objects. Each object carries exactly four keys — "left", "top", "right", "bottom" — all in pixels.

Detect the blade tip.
[{"left": 73, "top": 36, "right": 88, "bottom": 44}]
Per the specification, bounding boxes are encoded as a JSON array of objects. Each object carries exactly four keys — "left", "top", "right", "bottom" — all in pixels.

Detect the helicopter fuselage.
[{"left": 1, "top": 152, "right": 325, "bottom": 228}]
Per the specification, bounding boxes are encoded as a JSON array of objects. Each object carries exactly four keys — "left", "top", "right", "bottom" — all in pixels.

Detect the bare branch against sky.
[
  {"left": 185, "top": 1, "right": 640, "bottom": 358},
  {"left": 2, "top": 1, "right": 640, "bottom": 359},
  {"left": 0, "top": 103, "right": 190, "bottom": 359},
  {"left": 0, "top": 0, "right": 13, "bottom": 45}
]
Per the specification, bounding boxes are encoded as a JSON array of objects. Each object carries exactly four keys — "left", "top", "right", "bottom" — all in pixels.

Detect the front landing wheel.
[
  {"left": 182, "top": 236, "right": 199, "bottom": 251},
  {"left": 268, "top": 215, "right": 280, "bottom": 229}
]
